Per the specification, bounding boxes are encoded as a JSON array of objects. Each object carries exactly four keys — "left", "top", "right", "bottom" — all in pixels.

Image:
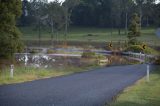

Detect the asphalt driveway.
[{"left": 0, "top": 64, "right": 147, "bottom": 106}]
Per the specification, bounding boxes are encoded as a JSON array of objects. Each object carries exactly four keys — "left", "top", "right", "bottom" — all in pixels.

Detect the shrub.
[
  {"left": 82, "top": 51, "right": 96, "bottom": 58},
  {"left": 81, "top": 51, "right": 106, "bottom": 60},
  {"left": 125, "top": 45, "right": 144, "bottom": 53},
  {"left": 96, "top": 55, "right": 106, "bottom": 60},
  {"left": 29, "top": 49, "right": 39, "bottom": 54},
  {"left": 125, "top": 45, "right": 159, "bottom": 55},
  {"left": 154, "top": 56, "right": 160, "bottom": 65},
  {"left": 47, "top": 49, "right": 55, "bottom": 54},
  {"left": 87, "top": 34, "right": 93, "bottom": 36},
  {"left": 128, "top": 39, "right": 142, "bottom": 45}
]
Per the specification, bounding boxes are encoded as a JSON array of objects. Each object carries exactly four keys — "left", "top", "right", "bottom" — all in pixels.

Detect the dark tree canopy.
[
  {"left": 21, "top": 0, "right": 160, "bottom": 28},
  {"left": 0, "top": 0, "right": 23, "bottom": 59}
]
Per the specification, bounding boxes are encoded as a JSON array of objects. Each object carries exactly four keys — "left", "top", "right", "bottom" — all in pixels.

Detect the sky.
[
  {"left": 48, "top": 0, "right": 65, "bottom": 3},
  {"left": 27, "top": 0, "right": 160, "bottom": 4},
  {"left": 48, "top": 0, "right": 160, "bottom": 3}
]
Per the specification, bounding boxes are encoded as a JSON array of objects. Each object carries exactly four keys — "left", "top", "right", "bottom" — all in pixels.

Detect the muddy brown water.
[{"left": 13, "top": 54, "right": 139, "bottom": 69}]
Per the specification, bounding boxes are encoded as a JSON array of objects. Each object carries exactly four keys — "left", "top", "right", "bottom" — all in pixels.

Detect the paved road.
[{"left": 0, "top": 64, "right": 147, "bottom": 106}]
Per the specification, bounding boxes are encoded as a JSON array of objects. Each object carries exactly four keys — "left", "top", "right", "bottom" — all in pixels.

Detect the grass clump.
[
  {"left": 0, "top": 65, "right": 97, "bottom": 85},
  {"left": 96, "top": 54, "right": 106, "bottom": 60},
  {"left": 82, "top": 51, "right": 106, "bottom": 60},
  {"left": 29, "top": 49, "right": 39, "bottom": 54},
  {"left": 0, "top": 67, "right": 63, "bottom": 85},
  {"left": 110, "top": 66, "right": 160, "bottom": 106},
  {"left": 82, "top": 51, "right": 96, "bottom": 58},
  {"left": 47, "top": 49, "right": 55, "bottom": 54}
]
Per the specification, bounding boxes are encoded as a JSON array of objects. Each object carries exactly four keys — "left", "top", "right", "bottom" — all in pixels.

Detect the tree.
[
  {"left": 111, "top": 0, "right": 123, "bottom": 35},
  {"left": 62, "top": 0, "right": 80, "bottom": 41},
  {"left": 121, "top": 0, "right": 134, "bottom": 35},
  {"left": 30, "top": 0, "right": 48, "bottom": 46},
  {"left": 143, "top": 0, "right": 155, "bottom": 27},
  {"left": 47, "top": 0, "right": 65, "bottom": 46},
  {"left": 71, "top": 0, "right": 113, "bottom": 27},
  {"left": 128, "top": 13, "right": 141, "bottom": 45},
  {"left": 134, "top": 0, "right": 155, "bottom": 28},
  {"left": 154, "top": 3, "right": 160, "bottom": 26},
  {"left": 20, "top": 0, "right": 29, "bottom": 26},
  {"left": 0, "top": 0, "right": 23, "bottom": 59}
]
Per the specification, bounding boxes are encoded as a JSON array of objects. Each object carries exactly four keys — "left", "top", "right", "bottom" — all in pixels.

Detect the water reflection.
[
  {"left": 16, "top": 54, "right": 56, "bottom": 68},
  {"left": 15, "top": 53, "right": 139, "bottom": 68}
]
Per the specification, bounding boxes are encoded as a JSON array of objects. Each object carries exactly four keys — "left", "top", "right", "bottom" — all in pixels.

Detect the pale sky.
[
  {"left": 47, "top": 0, "right": 160, "bottom": 4},
  {"left": 30, "top": 0, "right": 160, "bottom": 4},
  {"left": 48, "top": 0, "right": 65, "bottom": 3},
  {"left": 27, "top": 0, "right": 159, "bottom": 4}
]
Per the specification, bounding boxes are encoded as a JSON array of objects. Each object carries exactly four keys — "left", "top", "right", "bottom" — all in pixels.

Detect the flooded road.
[{"left": 15, "top": 53, "right": 139, "bottom": 69}]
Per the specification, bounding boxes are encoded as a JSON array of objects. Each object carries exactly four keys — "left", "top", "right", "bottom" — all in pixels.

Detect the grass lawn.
[
  {"left": 19, "top": 26, "right": 160, "bottom": 46},
  {"left": 0, "top": 65, "right": 98, "bottom": 85},
  {"left": 110, "top": 66, "right": 160, "bottom": 106}
]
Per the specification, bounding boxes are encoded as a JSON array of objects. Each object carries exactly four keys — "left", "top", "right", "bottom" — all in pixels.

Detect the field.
[
  {"left": 19, "top": 26, "right": 160, "bottom": 46},
  {"left": 110, "top": 66, "right": 160, "bottom": 106}
]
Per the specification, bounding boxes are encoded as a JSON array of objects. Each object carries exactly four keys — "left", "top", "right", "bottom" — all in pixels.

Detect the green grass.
[
  {"left": 19, "top": 26, "right": 160, "bottom": 46},
  {"left": 110, "top": 66, "right": 160, "bottom": 106},
  {"left": 0, "top": 65, "right": 98, "bottom": 85}
]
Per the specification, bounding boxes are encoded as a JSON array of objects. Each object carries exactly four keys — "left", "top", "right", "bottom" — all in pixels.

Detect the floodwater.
[{"left": 15, "top": 53, "right": 139, "bottom": 69}]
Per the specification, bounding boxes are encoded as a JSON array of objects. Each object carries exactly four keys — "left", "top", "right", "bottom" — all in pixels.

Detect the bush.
[
  {"left": 47, "top": 49, "right": 55, "bottom": 54},
  {"left": 29, "top": 49, "right": 39, "bottom": 54},
  {"left": 81, "top": 51, "right": 106, "bottom": 60},
  {"left": 125, "top": 45, "right": 159, "bottom": 55},
  {"left": 125, "top": 45, "right": 144, "bottom": 53},
  {"left": 128, "top": 38, "right": 139, "bottom": 45},
  {"left": 96, "top": 55, "right": 106, "bottom": 60},
  {"left": 87, "top": 34, "right": 93, "bottom": 36},
  {"left": 82, "top": 51, "right": 96, "bottom": 58},
  {"left": 154, "top": 56, "right": 160, "bottom": 65}
]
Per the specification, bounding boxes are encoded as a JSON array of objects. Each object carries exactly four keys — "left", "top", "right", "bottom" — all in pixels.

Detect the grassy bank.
[
  {"left": 110, "top": 66, "right": 160, "bottom": 106},
  {"left": 19, "top": 27, "right": 160, "bottom": 46},
  {"left": 0, "top": 65, "right": 98, "bottom": 85}
]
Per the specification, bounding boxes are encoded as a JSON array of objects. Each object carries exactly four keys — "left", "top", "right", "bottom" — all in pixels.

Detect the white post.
[
  {"left": 10, "top": 65, "right": 14, "bottom": 78},
  {"left": 25, "top": 54, "right": 28, "bottom": 67},
  {"left": 146, "top": 65, "right": 150, "bottom": 82}
]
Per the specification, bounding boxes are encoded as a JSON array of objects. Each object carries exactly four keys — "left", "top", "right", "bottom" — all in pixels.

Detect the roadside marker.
[
  {"left": 142, "top": 44, "right": 146, "bottom": 50},
  {"left": 10, "top": 65, "right": 14, "bottom": 78},
  {"left": 108, "top": 41, "right": 113, "bottom": 48},
  {"left": 156, "top": 28, "right": 160, "bottom": 38},
  {"left": 146, "top": 64, "right": 150, "bottom": 82}
]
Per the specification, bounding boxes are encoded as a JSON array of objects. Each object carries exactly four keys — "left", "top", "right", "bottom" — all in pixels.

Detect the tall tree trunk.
[
  {"left": 64, "top": 8, "right": 68, "bottom": 43},
  {"left": 110, "top": 14, "right": 113, "bottom": 37},
  {"left": 139, "top": 7, "right": 142, "bottom": 30},
  {"left": 38, "top": 19, "right": 41, "bottom": 47},
  {"left": 146, "top": 16, "right": 149, "bottom": 27},
  {"left": 56, "top": 31, "right": 59, "bottom": 45},
  {"left": 51, "top": 19, "right": 54, "bottom": 47},
  {"left": 118, "top": 28, "right": 121, "bottom": 35},
  {"left": 125, "top": 12, "right": 128, "bottom": 35}
]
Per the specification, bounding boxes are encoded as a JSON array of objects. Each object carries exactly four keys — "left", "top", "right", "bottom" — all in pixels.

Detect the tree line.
[
  {"left": 20, "top": 0, "right": 160, "bottom": 29},
  {"left": 72, "top": 0, "right": 160, "bottom": 28}
]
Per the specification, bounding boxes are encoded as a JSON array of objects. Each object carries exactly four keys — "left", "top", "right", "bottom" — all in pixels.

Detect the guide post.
[{"left": 10, "top": 65, "right": 14, "bottom": 78}]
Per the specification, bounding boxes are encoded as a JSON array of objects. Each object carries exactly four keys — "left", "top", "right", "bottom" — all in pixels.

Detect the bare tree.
[
  {"left": 62, "top": 0, "right": 80, "bottom": 41},
  {"left": 47, "top": 1, "right": 65, "bottom": 46}
]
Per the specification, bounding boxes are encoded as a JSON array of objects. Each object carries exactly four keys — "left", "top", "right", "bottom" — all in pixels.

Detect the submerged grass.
[
  {"left": 0, "top": 65, "right": 98, "bottom": 85},
  {"left": 110, "top": 66, "right": 160, "bottom": 106}
]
